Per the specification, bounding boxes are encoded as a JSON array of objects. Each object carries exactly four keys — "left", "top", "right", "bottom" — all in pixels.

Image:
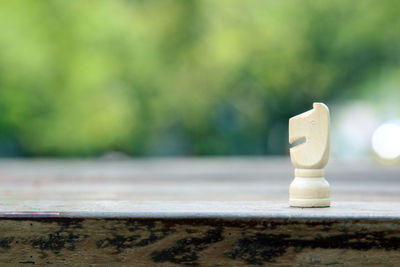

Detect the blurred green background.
[{"left": 0, "top": 0, "right": 400, "bottom": 157}]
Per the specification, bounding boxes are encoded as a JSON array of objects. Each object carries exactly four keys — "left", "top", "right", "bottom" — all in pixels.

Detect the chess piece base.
[
  {"left": 289, "top": 176, "right": 330, "bottom": 208},
  {"left": 289, "top": 198, "right": 330, "bottom": 208}
]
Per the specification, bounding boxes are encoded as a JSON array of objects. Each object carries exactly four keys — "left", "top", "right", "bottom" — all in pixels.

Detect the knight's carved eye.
[{"left": 310, "top": 120, "right": 317, "bottom": 125}]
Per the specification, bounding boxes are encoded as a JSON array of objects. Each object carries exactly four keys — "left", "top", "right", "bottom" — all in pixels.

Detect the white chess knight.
[{"left": 289, "top": 102, "right": 330, "bottom": 207}]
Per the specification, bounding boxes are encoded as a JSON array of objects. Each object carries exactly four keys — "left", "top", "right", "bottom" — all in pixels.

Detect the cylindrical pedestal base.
[{"left": 289, "top": 169, "right": 330, "bottom": 207}]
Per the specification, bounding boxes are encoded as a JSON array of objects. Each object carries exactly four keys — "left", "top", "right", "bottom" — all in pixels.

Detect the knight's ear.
[{"left": 313, "top": 102, "right": 329, "bottom": 111}]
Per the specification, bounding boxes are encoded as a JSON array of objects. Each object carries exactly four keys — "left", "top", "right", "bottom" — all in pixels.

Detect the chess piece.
[{"left": 289, "top": 102, "right": 330, "bottom": 207}]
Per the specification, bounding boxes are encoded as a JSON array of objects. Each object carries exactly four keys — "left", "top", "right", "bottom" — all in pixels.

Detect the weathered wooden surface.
[
  {"left": 0, "top": 157, "right": 400, "bottom": 201},
  {"left": 2, "top": 218, "right": 400, "bottom": 266},
  {"left": 0, "top": 158, "right": 400, "bottom": 266},
  {"left": 0, "top": 201, "right": 400, "bottom": 219}
]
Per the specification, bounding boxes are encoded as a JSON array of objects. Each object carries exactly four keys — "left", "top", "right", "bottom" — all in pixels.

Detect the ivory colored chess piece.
[{"left": 289, "top": 102, "right": 330, "bottom": 207}]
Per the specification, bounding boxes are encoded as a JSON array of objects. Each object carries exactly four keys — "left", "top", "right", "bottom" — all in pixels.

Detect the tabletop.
[{"left": 0, "top": 157, "right": 399, "bottom": 266}]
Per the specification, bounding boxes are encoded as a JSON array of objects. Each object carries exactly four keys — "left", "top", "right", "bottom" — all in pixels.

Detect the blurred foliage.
[{"left": 0, "top": 0, "right": 399, "bottom": 156}]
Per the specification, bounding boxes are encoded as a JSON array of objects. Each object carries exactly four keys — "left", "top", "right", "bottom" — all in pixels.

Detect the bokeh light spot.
[{"left": 372, "top": 123, "right": 400, "bottom": 160}]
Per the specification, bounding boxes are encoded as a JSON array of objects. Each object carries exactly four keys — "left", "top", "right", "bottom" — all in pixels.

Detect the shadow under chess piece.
[{"left": 289, "top": 102, "right": 330, "bottom": 207}]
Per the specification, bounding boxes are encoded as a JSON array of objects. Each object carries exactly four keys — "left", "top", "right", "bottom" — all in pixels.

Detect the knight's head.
[{"left": 289, "top": 103, "right": 330, "bottom": 169}]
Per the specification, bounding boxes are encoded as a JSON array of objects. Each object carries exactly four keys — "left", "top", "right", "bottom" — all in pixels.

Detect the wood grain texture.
[
  {"left": 1, "top": 217, "right": 400, "bottom": 266},
  {"left": 0, "top": 157, "right": 399, "bottom": 202}
]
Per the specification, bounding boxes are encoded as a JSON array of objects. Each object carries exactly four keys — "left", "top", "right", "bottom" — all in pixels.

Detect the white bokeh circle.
[{"left": 372, "top": 123, "right": 400, "bottom": 160}]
